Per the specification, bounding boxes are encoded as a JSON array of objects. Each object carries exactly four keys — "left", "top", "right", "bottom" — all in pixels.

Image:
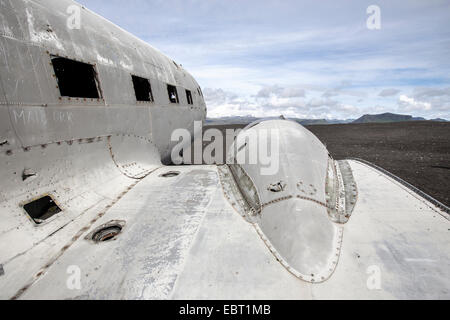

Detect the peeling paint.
[{"left": 96, "top": 53, "right": 114, "bottom": 66}]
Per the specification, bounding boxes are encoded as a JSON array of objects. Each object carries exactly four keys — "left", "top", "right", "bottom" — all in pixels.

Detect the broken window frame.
[
  {"left": 131, "top": 75, "right": 154, "bottom": 102},
  {"left": 167, "top": 84, "right": 179, "bottom": 104},
  {"left": 185, "top": 89, "right": 193, "bottom": 105},
  {"left": 50, "top": 54, "right": 103, "bottom": 99}
]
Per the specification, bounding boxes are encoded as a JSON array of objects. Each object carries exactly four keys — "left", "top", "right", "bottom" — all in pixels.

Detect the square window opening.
[
  {"left": 186, "top": 89, "right": 193, "bottom": 105},
  {"left": 132, "top": 75, "right": 153, "bottom": 102},
  {"left": 51, "top": 55, "right": 101, "bottom": 99},
  {"left": 23, "top": 195, "right": 62, "bottom": 224},
  {"left": 167, "top": 84, "right": 179, "bottom": 103}
]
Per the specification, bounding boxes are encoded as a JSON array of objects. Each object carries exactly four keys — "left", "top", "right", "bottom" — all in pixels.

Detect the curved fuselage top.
[{"left": 0, "top": 0, "right": 206, "bottom": 160}]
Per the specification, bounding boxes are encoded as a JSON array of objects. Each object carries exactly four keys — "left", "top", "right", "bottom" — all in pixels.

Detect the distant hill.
[
  {"left": 296, "top": 118, "right": 354, "bottom": 125},
  {"left": 353, "top": 113, "right": 425, "bottom": 124},
  {"left": 430, "top": 118, "right": 448, "bottom": 122},
  {"left": 206, "top": 113, "right": 447, "bottom": 126}
]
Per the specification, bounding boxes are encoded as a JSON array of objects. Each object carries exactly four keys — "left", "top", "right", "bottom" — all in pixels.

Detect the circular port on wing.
[{"left": 92, "top": 225, "right": 122, "bottom": 242}]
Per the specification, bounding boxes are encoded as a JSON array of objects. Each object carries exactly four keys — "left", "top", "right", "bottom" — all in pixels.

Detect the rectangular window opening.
[
  {"left": 186, "top": 89, "right": 193, "bottom": 105},
  {"left": 23, "top": 195, "right": 62, "bottom": 224},
  {"left": 167, "top": 84, "right": 179, "bottom": 103},
  {"left": 51, "top": 55, "right": 101, "bottom": 99},
  {"left": 132, "top": 75, "right": 153, "bottom": 102}
]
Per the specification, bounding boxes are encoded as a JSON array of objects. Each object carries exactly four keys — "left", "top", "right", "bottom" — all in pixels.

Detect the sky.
[{"left": 78, "top": 0, "right": 450, "bottom": 120}]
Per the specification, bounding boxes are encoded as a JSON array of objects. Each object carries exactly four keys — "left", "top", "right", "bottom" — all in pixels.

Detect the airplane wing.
[{"left": 2, "top": 120, "right": 449, "bottom": 300}]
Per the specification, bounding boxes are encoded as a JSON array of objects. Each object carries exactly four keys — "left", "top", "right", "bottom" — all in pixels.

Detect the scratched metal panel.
[
  {"left": 0, "top": 107, "right": 19, "bottom": 151},
  {"left": 0, "top": 59, "right": 6, "bottom": 103},
  {"left": 151, "top": 76, "right": 172, "bottom": 106},
  {"left": 34, "top": 2, "right": 99, "bottom": 62},
  {"left": 0, "top": 37, "right": 43, "bottom": 105},
  {"left": 103, "top": 106, "right": 151, "bottom": 136},
  {"left": 95, "top": 64, "right": 136, "bottom": 106},
  {"left": 0, "top": 37, "right": 60, "bottom": 106},
  {"left": 9, "top": 105, "right": 152, "bottom": 147},
  {"left": 11, "top": 106, "right": 74, "bottom": 145},
  {"left": 150, "top": 106, "right": 204, "bottom": 161},
  {"left": 21, "top": 1, "right": 69, "bottom": 52},
  {"left": 0, "top": 0, "right": 26, "bottom": 41}
]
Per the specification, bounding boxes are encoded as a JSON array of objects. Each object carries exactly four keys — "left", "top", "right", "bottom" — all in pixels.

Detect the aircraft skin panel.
[
  {"left": 228, "top": 120, "right": 340, "bottom": 283},
  {"left": 1, "top": 173, "right": 137, "bottom": 300},
  {"left": 311, "top": 160, "right": 450, "bottom": 299},
  {"left": 1, "top": 161, "right": 447, "bottom": 299},
  {"left": 174, "top": 161, "right": 449, "bottom": 299},
  {"left": 0, "top": 140, "right": 147, "bottom": 297},
  {"left": 170, "top": 182, "right": 313, "bottom": 300},
  {"left": 11, "top": 166, "right": 220, "bottom": 300}
]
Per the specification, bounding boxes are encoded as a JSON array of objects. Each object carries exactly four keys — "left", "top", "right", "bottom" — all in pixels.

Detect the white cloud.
[
  {"left": 255, "top": 85, "right": 305, "bottom": 99},
  {"left": 205, "top": 85, "right": 364, "bottom": 119},
  {"left": 398, "top": 95, "right": 431, "bottom": 111},
  {"left": 280, "top": 87, "right": 306, "bottom": 98},
  {"left": 78, "top": 0, "right": 450, "bottom": 120}
]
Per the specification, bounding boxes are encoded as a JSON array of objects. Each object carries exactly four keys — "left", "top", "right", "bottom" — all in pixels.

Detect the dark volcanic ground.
[
  {"left": 198, "top": 121, "right": 449, "bottom": 207},
  {"left": 306, "top": 121, "right": 449, "bottom": 207}
]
